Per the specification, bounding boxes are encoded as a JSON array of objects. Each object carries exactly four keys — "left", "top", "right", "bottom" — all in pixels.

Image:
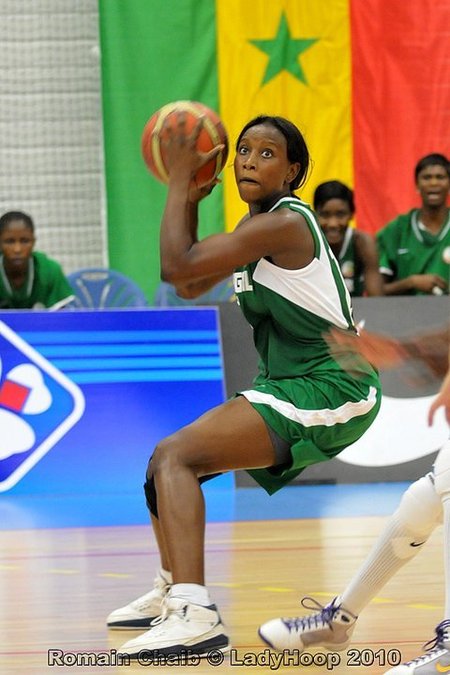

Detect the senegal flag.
[{"left": 99, "top": 0, "right": 450, "bottom": 301}]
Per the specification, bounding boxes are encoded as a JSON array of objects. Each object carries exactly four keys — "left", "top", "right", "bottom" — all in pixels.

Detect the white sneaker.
[
  {"left": 259, "top": 596, "right": 357, "bottom": 652},
  {"left": 107, "top": 573, "right": 170, "bottom": 630},
  {"left": 384, "top": 620, "right": 450, "bottom": 674},
  {"left": 118, "top": 595, "right": 230, "bottom": 659}
]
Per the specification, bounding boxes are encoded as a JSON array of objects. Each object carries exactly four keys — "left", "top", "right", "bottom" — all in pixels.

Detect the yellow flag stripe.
[{"left": 216, "top": 0, "right": 353, "bottom": 231}]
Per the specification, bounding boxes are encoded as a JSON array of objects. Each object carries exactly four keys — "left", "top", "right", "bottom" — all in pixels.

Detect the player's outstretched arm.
[
  {"left": 326, "top": 327, "right": 407, "bottom": 370},
  {"left": 428, "top": 353, "right": 450, "bottom": 426},
  {"left": 327, "top": 325, "right": 449, "bottom": 374}
]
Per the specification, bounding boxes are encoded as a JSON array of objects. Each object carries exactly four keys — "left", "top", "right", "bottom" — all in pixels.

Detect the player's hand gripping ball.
[{"left": 141, "top": 101, "right": 229, "bottom": 188}]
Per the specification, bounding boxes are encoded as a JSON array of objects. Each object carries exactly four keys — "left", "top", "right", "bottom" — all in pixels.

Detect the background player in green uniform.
[
  {"left": 313, "top": 180, "right": 383, "bottom": 296},
  {"left": 108, "top": 114, "right": 381, "bottom": 659},
  {"left": 377, "top": 153, "right": 450, "bottom": 296},
  {"left": 0, "top": 210, "right": 74, "bottom": 309}
]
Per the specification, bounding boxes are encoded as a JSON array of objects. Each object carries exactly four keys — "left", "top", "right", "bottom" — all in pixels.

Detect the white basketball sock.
[
  {"left": 430, "top": 441, "right": 450, "bottom": 620},
  {"left": 443, "top": 497, "right": 450, "bottom": 618},
  {"left": 170, "top": 583, "right": 211, "bottom": 607},
  {"left": 339, "top": 475, "right": 442, "bottom": 616},
  {"left": 339, "top": 515, "right": 423, "bottom": 615}
]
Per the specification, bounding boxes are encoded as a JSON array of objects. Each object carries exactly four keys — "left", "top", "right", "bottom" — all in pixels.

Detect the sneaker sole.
[
  {"left": 107, "top": 617, "right": 158, "bottom": 630},
  {"left": 258, "top": 627, "right": 350, "bottom": 653}
]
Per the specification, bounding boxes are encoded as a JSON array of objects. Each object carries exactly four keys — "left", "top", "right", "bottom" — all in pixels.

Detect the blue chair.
[
  {"left": 67, "top": 268, "right": 149, "bottom": 309},
  {"left": 153, "top": 278, "right": 235, "bottom": 307}
]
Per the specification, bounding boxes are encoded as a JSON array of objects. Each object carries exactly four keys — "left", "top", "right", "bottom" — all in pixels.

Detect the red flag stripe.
[{"left": 351, "top": 0, "right": 450, "bottom": 235}]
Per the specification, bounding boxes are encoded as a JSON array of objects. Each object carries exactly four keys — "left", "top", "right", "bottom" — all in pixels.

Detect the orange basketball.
[{"left": 141, "top": 101, "right": 229, "bottom": 187}]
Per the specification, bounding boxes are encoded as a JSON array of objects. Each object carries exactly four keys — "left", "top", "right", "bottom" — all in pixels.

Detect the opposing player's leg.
[
  {"left": 384, "top": 440, "right": 450, "bottom": 674},
  {"left": 118, "top": 396, "right": 278, "bottom": 659},
  {"left": 259, "top": 472, "right": 442, "bottom": 653}
]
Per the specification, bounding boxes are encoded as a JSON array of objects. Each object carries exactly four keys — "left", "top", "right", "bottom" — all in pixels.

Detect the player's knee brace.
[
  {"left": 144, "top": 461, "right": 158, "bottom": 518},
  {"left": 433, "top": 440, "right": 450, "bottom": 499},
  {"left": 142, "top": 456, "right": 222, "bottom": 520},
  {"left": 391, "top": 474, "right": 442, "bottom": 558}
]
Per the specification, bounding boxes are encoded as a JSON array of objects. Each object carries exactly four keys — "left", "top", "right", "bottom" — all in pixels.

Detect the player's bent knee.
[
  {"left": 395, "top": 474, "right": 442, "bottom": 535},
  {"left": 433, "top": 440, "right": 450, "bottom": 498},
  {"left": 148, "top": 439, "right": 174, "bottom": 475}
]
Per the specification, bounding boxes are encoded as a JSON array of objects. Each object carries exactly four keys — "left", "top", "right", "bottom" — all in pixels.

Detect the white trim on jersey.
[
  {"left": 48, "top": 295, "right": 76, "bottom": 311},
  {"left": 439, "top": 212, "right": 450, "bottom": 241},
  {"left": 411, "top": 210, "right": 425, "bottom": 243},
  {"left": 0, "top": 255, "right": 34, "bottom": 297},
  {"left": 339, "top": 227, "right": 353, "bottom": 261},
  {"left": 253, "top": 257, "right": 350, "bottom": 329},
  {"left": 242, "top": 386, "right": 378, "bottom": 428},
  {"left": 270, "top": 196, "right": 310, "bottom": 211},
  {"left": 412, "top": 209, "right": 450, "bottom": 242},
  {"left": 253, "top": 196, "right": 353, "bottom": 329}
]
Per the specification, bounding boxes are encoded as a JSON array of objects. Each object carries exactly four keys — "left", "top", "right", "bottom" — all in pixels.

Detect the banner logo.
[
  {"left": 337, "top": 394, "right": 448, "bottom": 467},
  {"left": 0, "top": 321, "right": 85, "bottom": 491}
]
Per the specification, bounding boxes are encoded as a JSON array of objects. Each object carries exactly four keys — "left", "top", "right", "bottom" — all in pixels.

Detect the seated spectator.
[
  {"left": 153, "top": 276, "right": 235, "bottom": 307},
  {"left": 313, "top": 180, "right": 383, "bottom": 296},
  {"left": 377, "top": 153, "right": 450, "bottom": 295},
  {"left": 0, "top": 211, "right": 75, "bottom": 309}
]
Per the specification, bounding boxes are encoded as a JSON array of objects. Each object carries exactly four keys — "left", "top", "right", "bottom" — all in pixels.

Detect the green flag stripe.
[{"left": 98, "top": 0, "right": 223, "bottom": 302}]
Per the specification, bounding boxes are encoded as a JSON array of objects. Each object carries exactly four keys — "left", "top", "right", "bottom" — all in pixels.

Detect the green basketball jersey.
[
  {"left": 338, "top": 228, "right": 365, "bottom": 297},
  {"left": 233, "top": 196, "right": 371, "bottom": 379},
  {"left": 0, "top": 251, "right": 75, "bottom": 309},
  {"left": 377, "top": 209, "right": 450, "bottom": 294}
]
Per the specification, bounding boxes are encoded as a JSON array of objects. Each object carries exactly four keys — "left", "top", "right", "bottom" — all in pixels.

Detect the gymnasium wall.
[{"left": 0, "top": 0, "right": 106, "bottom": 274}]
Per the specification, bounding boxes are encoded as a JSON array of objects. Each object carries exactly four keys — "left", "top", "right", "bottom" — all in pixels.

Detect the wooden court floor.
[{"left": 0, "top": 517, "right": 444, "bottom": 675}]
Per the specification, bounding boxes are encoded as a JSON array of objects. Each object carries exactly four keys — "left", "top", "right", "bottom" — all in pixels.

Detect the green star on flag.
[{"left": 251, "top": 12, "right": 318, "bottom": 86}]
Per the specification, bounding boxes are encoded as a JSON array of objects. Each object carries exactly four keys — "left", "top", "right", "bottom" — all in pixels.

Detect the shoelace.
[
  {"left": 282, "top": 596, "right": 340, "bottom": 632},
  {"left": 149, "top": 597, "right": 187, "bottom": 628},
  {"left": 404, "top": 620, "right": 450, "bottom": 666},
  {"left": 423, "top": 619, "right": 450, "bottom": 651}
]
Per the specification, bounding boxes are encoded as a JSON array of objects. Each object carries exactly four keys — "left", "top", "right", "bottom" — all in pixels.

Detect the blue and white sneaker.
[
  {"left": 384, "top": 620, "right": 450, "bottom": 674},
  {"left": 118, "top": 595, "right": 230, "bottom": 660},
  {"left": 258, "top": 596, "right": 357, "bottom": 652}
]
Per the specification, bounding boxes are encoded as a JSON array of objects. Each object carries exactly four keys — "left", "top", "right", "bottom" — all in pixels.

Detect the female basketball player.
[
  {"left": 108, "top": 114, "right": 382, "bottom": 659},
  {"left": 313, "top": 180, "right": 383, "bottom": 296}
]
